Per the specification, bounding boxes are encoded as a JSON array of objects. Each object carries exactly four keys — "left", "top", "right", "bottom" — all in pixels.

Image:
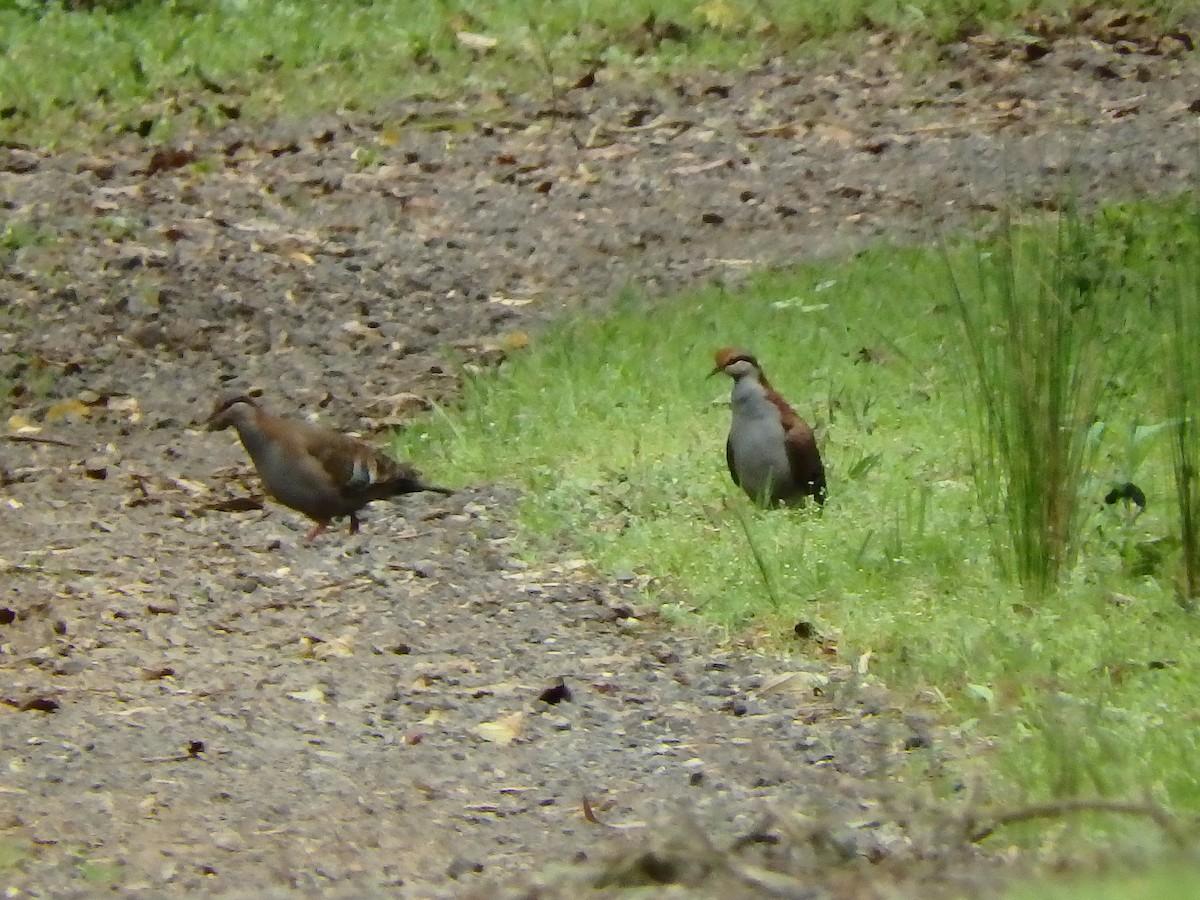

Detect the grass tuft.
[
  {"left": 947, "top": 207, "right": 1125, "bottom": 599},
  {"left": 1163, "top": 209, "right": 1200, "bottom": 606}
]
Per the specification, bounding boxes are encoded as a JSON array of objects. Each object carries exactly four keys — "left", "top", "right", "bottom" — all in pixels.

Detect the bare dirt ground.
[{"left": 3, "top": 12, "right": 1200, "bottom": 897}]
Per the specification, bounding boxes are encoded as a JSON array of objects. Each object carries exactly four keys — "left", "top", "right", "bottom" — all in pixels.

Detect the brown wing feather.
[
  {"left": 294, "top": 426, "right": 407, "bottom": 493},
  {"left": 763, "top": 382, "right": 827, "bottom": 505},
  {"left": 292, "top": 420, "right": 449, "bottom": 502},
  {"left": 783, "top": 420, "right": 827, "bottom": 503}
]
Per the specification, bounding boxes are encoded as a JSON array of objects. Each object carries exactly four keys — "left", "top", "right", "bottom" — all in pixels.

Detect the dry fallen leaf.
[
  {"left": 581, "top": 795, "right": 645, "bottom": 830},
  {"left": 313, "top": 634, "right": 356, "bottom": 659},
  {"left": 815, "top": 123, "right": 858, "bottom": 147},
  {"left": 45, "top": 399, "right": 90, "bottom": 423},
  {"left": 475, "top": 711, "right": 525, "bottom": 745},
  {"left": 286, "top": 687, "right": 326, "bottom": 704},
  {"left": 758, "top": 671, "right": 830, "bottom": 697},
  {"left": 7, "top": 414, "right": 41, "bottom": 434},
  {"left": 363, "top": 391, "right": 430, "bottom": 423},
  {"left": 108, "top": 396, "right": 141, "bottom": 422},
  {"left": 456, "top": 31, "right": 498, "bottom": 52}
]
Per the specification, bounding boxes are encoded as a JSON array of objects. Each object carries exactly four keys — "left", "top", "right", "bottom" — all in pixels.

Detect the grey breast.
[
  {"left": 728, "top": 379, "right": 793, "bottom": 502},
  {"left": 237, "top": 425, "right": 345, "bottom": 519}
]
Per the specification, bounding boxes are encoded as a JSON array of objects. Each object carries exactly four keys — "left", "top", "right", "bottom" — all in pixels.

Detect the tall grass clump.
[
  {"left": 1162, "top": 208, "right": 1200, "bottom": 607},
  {"left": 948, "top": 209, "right": 1125, "bottom": 599}
]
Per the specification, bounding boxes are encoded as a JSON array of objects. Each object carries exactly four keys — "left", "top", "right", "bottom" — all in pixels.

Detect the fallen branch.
[{"left": 968, "top": 797, "right": 1185, "bottom": 845}]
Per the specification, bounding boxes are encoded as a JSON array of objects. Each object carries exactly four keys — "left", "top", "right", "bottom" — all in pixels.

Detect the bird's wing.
[
  {"left": 764, "top": 387, "right": 826, "bottom": 501},
  {"left": 783, "top": 420, "right": 825, "bottom": 483},
  {"left": 725, "top": 436, "right": 740, "bottom": 487},
  {"left": 293, "top": 424, "right": 406, "bottom": 493}
]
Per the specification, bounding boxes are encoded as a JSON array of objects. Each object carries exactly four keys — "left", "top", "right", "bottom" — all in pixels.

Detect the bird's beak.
[{"left": 707, "top": 365, "right": 723, "bottom": 378}]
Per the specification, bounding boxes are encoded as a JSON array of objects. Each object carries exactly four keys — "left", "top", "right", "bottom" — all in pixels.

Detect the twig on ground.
[
  {"left": 967, "top": 797, "right": 1186, "bottom": 846},
  {"left": 4, "top": 434, "right": 76, "bottom": 448}
]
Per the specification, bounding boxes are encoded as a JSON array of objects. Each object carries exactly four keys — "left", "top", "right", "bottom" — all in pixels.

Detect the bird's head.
[
  {"left": 206, "top": 395, "right": 259, "bottom": 431},
  {"left": 710, "top": 347, "right": 761, "bottom": 380}
]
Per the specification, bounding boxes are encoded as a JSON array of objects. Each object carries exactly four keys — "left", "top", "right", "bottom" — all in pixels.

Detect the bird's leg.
[
  {"left": 348, "top": 513, "right": 361, "bottom": 535},
  {"left": 304, "top": 521, "right": 329, "bottom": 544}
]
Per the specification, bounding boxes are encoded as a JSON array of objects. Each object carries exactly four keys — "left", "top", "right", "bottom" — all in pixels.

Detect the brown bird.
[
  {"left": 206, "top": 395, "right": 452, "bottom": 542},
  {"left": 711, "top": 348, "right": 827, "bottom": 507}
]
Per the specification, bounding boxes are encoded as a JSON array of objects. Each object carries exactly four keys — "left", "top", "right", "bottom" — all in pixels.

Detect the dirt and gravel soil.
[{"left": 2, "top": 11, "right": 1200, "bottom": 897}]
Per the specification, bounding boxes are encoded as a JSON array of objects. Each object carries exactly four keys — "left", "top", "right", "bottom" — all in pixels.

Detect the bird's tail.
[{"left": 378, "top": 473, "right": 453, "bottom": 498}]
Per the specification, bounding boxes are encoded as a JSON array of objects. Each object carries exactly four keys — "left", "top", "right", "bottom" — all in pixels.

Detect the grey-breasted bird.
[
  {"left": 206, "top": 395, "right": 452, "bottom": 542},
  {"left": 711, "top": 348, "right": 827, "bottom": 507}
]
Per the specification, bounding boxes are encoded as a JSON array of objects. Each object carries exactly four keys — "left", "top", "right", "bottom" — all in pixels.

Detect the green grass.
[
  {"left": 394, "top": 200, "right": 1200, "bottom": 847},
  {"left": 0, "top": 0, "right": 1190, "bottom": 146},
  {"left": 1006, "top": 858, "right": 1200, "bottom": 898}
]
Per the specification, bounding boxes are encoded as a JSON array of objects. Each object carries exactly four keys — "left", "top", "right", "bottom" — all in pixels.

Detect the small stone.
[{"left": 212, "top": 829, "right": 244, "bottom": 852}]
